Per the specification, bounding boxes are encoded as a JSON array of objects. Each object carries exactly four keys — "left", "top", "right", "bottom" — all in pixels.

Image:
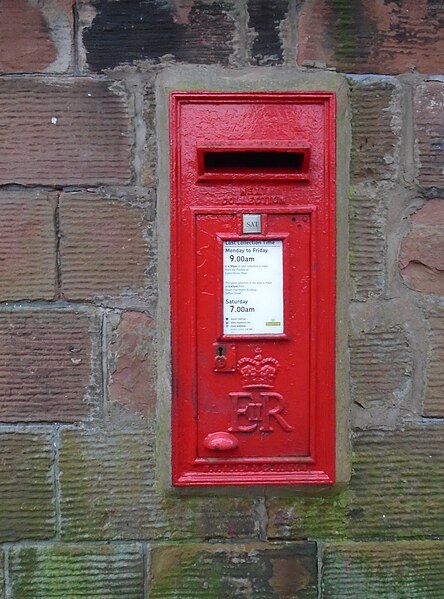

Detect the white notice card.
[{"left": 223, "top": 240, "right": 284, "bottom": 335}]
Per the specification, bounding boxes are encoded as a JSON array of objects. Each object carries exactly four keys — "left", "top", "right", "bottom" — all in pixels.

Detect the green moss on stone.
[
  {"left": 322, "top": 541, "right": 444, "bottom": 598},
  {"left": 149, "top": 546, "right": 225, "bottom": 598},
  {"left": 267, "top": 490, "right": 353, "bottom": 541},
  {"left": 9, "top": 544, "right": 144, "bottom": 598}
]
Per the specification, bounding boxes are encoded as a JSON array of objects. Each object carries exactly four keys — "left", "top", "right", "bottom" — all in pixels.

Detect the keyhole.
[{"left": 218, "top": 346, "right": 224, "bottom": 356}]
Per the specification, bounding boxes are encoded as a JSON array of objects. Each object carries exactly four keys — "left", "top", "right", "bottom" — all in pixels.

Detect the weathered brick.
[
  {"left": 59, "top": 427, "right": 256, "bottom": 541},
  {"left": 60, "top": 193, "right": 149, "bottom": 300},
  {"left": 268, "top": 425, "right": 444, "bottom": 541},
  {"left": 0, "top": 0, "right": 73, "bottom": 73},
  {"left": 0, "top": 192, "right": 56, "bottom": 301},
  {"left": 108, "top": 311, "right": 156, "bottom": 421},
  {"left": 415, "top": 82, "right": 444, "bottom": 193},
  {"left": 349, "top": 80, "right": 399, "bottom": 182},
  {"left": 0, "top": 432, "right": 54, "bottom": 541},
  {"left": 399, "top": 199, "right": 444, "bottom": 295},
  {"left": 0, "top": 78, "right": 131, "bottom": 185},
  {"left": 0, "top": 310, "right": 99, "bottom": 422},
  {"left": 266, "top": 491, "right": 352, "bottom": 542},
  {"left": 298, "top": 0, "right": 444, "bottom": 74},
  {"left": 349, "top": 327, "right": 412, "bottom": 413},
  {"left": 424, "top": 305, "right": 444, "bottom": 417},
  {"left": 149, "top": 542, "right": 317, "bottom": 598},
  {"left": 81, "top": 0, "right": 235, "bottom": 72},
  {"left": 247, "top": 0, "right": 289, "bottom": 65},
  {"left": 350, "top": 426, "right": 444, "bottom": 540},
  {"left": 9, "top": 544, "right": 144, "bottom": 599},
  {"left": 349, "top": 189, "right": 386, "bottom": 300},
  {"left": 322, "top": 541, "right": 444, "bottom": 599}
]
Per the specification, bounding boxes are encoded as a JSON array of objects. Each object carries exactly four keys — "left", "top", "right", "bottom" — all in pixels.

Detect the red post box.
[{"left": 170, "top": 92, "right": 336, "bottom": 486}]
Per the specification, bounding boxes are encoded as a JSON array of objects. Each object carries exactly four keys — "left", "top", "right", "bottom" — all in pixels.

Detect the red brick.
[
  {"left": 0, "top": 78, "right": 132, "bottom": 185},
  {"left": 298, "top": 0, "right": 444, "bottom": 74},
  {"left": 0, "top": 192, "right": 56, "bottom": 301},
  {"left": 0, "top": 311, "right": 99, "bottom": 422},
  {"left": 59, "top": 193, "right": 149, "bottom": 300},
  {"left": 424, "top": 306, "right": 444, "bottom": 417},
  {"left": 399, "top": 200, "right": 444, "bottom": 295},
  {"left": 414, "top": 82, "right": 444, "bottom": 192},
  {"left": 108, "top": 312, "right": 156, "bottom": 419},
  {"left": 350, "top": 81, "right": 399, "bottom": 183}
]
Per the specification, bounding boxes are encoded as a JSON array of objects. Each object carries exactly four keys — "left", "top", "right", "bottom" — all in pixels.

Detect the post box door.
[{"left": 196, "top": 211, "right": 311, "bottom": 458}]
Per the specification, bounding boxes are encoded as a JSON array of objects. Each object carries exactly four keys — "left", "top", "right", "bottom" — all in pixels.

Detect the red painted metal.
[{"left": 170, "top": 92, "right": 336, "bottom": 486}]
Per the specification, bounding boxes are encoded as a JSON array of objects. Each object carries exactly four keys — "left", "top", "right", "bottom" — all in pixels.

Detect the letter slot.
[{"left": 197, "top": 144, "right": 311, "bottom": 180}]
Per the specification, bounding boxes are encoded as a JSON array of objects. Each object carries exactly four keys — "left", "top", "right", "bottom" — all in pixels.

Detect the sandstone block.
[
  {"left": 0, "top": 0, "right": 73, "bottom": 73},
  {"left": 59, "top": 193, "right": 149, "bottom": 301},
  {"left": 0, "top": 192, "right": 56, "bottom": 301},
  {"left": 297, "top": 0, "right": 444, "bottom": 74},
  {"left": 322, "top": 541, "right": 444, "bottom": 598},
  {"left": 9, "top": 543, "right": 144, "bottom": 598},
  {"left": 0, "top": 310, "right": 99, "bottom": 422},
  {"left": 149, "top": 542, "right": 317, "bottom": 598},
  {"left": 349, "top": 80, "right": 399, "bottom": 183},
  {"left": 349, "top": 327, "right": 412, "bottom": 410},
  {"left": 400, "top": 199, "right": 444, "bottom": 295},
  {"left": 350, "top": 426, "right": 444, "bottom": 540},
  {"left": 107, "top": 311, "right": 156, "bottom": 421},
  {"left": 349, "top": 189, "right": 386, "bottom": 300},
  {"left": 266, "top": 491, "right": 352, "bottom": 541},
  {"left": 424, "top": 305, "right": 444, "bottom": 417},
  {"left": 415, "top": 82, "right": 444, "bottom": 193},
  {"left": 0, "top": 432, "right": 54, "bottom": 541},
  {"left": 59, "top": 427, "right": 257, "bottom": 541},
  {"left": 0, "top": 78, "right": 131, "bottom": 185}
]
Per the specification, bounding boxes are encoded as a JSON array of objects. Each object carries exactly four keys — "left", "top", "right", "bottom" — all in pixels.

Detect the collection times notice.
[{"left": 223, "top": 240, "right": 284, "bottom": 335}]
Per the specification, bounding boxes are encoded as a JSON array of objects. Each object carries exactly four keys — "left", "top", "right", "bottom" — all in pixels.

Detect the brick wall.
[{"left": 0, "top": 1, "right": 443, "bottom": 597}]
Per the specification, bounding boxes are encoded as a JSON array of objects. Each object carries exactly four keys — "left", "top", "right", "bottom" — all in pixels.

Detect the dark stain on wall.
[
  {"left": 83, "top": 0, "right": 235, "bottom": 71},
  {"left": 83, "top": 0, "right": 183, "bottom": 70},
  {"left": 247, "top": 0, "right": 288, "bottom": 65}
]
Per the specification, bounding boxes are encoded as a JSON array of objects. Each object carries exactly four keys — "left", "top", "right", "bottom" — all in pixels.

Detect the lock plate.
[{"left": 213, "top": 343, "right": 237, "bottom": 372}]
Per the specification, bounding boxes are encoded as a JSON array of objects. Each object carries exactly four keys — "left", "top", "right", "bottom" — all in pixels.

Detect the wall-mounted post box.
[{"left": 170, "top": 92, "right": 336, "bottom": 486}]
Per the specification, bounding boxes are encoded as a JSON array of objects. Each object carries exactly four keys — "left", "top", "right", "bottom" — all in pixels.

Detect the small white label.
[
  {"left": 223, "top": 240, "right": 284, "bottom": 335},
  {"left": 242, "top": 214, "right": 261, "bottom": 234}
]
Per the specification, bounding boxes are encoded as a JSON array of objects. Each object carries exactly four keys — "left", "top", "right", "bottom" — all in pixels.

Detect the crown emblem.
[{"left": 237, "top": 347, "right": 279, "bottom": 389}]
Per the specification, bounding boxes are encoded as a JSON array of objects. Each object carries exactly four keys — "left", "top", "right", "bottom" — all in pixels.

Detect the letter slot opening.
[{"left": 197, "top": 146, "right": 310, "bottom": 181}]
